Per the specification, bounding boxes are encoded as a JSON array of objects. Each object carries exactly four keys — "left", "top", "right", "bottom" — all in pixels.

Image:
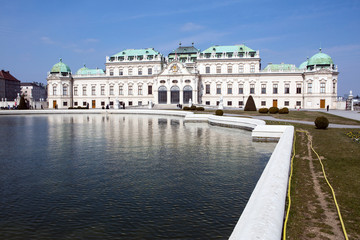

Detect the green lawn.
[{"left": 265, "top": 121, "right": 360, "bottom": 239}]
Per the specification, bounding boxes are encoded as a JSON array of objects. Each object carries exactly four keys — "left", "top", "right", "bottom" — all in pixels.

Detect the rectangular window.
[
  {"left": 110, "top": 70, "right": 114, "bottom": 76},
  {"left": 92, "top": 86, "right": 96, "bottom": 96},
  {"left": 128, "top": 85, "right": 133, "bottom": 95},
  {"left": 128, "top": 101, "right": 132, "bottom": 106},
  {"left": 239, "top": 85, "right": 243, "bottom": 94},
  {"left": 82, "top": 86, "right": 87, "bottom": 96},
  {"left": 148, "top": 68, "right": 152, "bottom": 75},
  {"left": 101, "top": 101, "right": 105, "bottom": 106},
  {"left": 285, "top": 84, "right": 290, "bottom": 94},
  {"left": 119, "top": 69, "right": 123, "bottom": 75},
  {"left": 239, "top": 101, "right": 244, "bottom": 106},
  {"left": 227, "top": 101, "right": 232, "bottom": 106},
  {"left": 206, "top": 101, "right": 210, "bottom": 105},
  {"left": 216, "top": 65, "right": 221, "bottom": 74},
  {"left": 261, "top": 101, "right": 266, "bottom": 106},
  {"left": 74, "top": 101, "right": 78, "bottom": 106},
  {"left": 284, "top": 101, "right": 289, "bottom": 106},
  {"left": 308, "top": 83, "right": 312, "bottom": 93},
  {"left": 63, "top": 86, "right": 67, "bottom": 96},
  {"left": 261, "top": 84, "right": 266, "bottom": 94},
  {"left": 273, "top": 84, "right": 278, "bottom": 94},
  {"left": 148, "top": 85, "right": 152, "bottom": 95},
  {"left": 206, "top": 66, "right": 210, "bottom": 73},
  {"left": 74, "top": 86, "right": 77, "bottom": 96},
  {"left": 250, "top": 84, "right": 255, "bottom": 94},
  {"left": 138, "top": 101, "right": 142, "bottom": 106},
  {"left": 227, "top": 65, "right": 232, "bottom": 73},
  {"left": 110, "top": 101, "right": 113, "bottom": 106},
  {"left": 206, "top": 84, "right": 210, "bottom": 94},
  {"left": 63, "top": 101, "right": 67, "bottom": 107},
  {"left": 101, "top": 86, "right": 105, "bottom": 95},
  {"left": 138, "top": 85, "right": 143, "bottom": 95},
  {"left": 128, "top": 68, "right": 133, "bottom": 75},
  {"left": 239, "top": 65, "right": 244, "bottom": 73},
  {"left": 333, "top": 82, "right": 336, "bottom": 93},
  {"left": 83, "top": 101, "right": 87, "bottom": 106},
  {"left": 296, "top": 101, "right": 301, "bottom": 106},
  {"left": 110, "top": 86, "right": 114, "bottom": 95},
  {"left": 227, "top": 84, "right": 232, "bottom": 94},
  {"left": 119, "top": 85, "right": 123, "bottom": 95},
  {"left": 250, "top": 64, "right": 255, "bottom": 73},
  {"left": 320, "top": 83, "right": 326, "bottom": 93},
  {"left": 216, "top": 84, "right": 221, "bottom": 94},
  {"left": 138, "top": 69, "right": 142, "bottom": 75},
  {"left": 296, "top": 84, "right": 302, "bottom": 94}
]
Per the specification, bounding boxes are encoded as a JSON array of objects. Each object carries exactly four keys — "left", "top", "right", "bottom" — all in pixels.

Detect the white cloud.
[
  {"left": 40, "top": 36, "right": 56, "bottom": 45},
  {"left": 180, "top": 22, "right": 204, "bottom": 32}
]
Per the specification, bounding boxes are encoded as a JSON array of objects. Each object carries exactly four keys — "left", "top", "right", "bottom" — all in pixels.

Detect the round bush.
[
  {"left": 269, "top": 107, "right": 279, "bottom": 114},
  {"left": 258, "top": 108, "right": 269, "bottom": 113},
  {"left": 183, "top": 106, "right": 190, "bottom": 111},
  {"left": 196, "top": 107, "right": 204, "bottom": 111},
  {"left": 279, "top": 107, "right": 289, "bottom": 114},
  {"left": 190, "top": 105, "right": 196, "bottom": 111},
  {"left": 215, "top": 110, "right": 223, "bottom": 116},
  {"left": 315, "top": 116, "right": 329, "bottom": 129}
]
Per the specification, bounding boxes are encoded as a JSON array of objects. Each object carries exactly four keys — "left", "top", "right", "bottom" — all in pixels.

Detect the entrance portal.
[
  {"left": 183, "top": 85, "right": 192, "bottom": 104},
  {"left": 158, "top": 86, "right": 167, "bottom": 104},
  {"left": 171, "top": 86, "right": 180, "bottom": 104},
  {"left": 320, "top": 99, "right": 325, "bottom": 108},
  {"left": 92, "top": 100, "right": 96, "bottom": 108},
  {"left": 273, "top": 99, "right": 278, "bottom": 108},
  {"left": 53, "top": 100, "right": 57, "bottom": 109}
]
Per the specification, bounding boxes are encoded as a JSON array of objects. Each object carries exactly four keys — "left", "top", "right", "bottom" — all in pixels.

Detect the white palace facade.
[{"left": 47, "top": 44, "right": 339, "bottom": 109}]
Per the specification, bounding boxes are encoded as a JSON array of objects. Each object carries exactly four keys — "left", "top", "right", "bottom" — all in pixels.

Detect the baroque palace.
[{"left": 47, "top": 44, "right": 338, "bottom": 109}]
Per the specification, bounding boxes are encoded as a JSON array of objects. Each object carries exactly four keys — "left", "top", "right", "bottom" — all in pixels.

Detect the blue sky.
[{"left": 0, "top": 0, "right": 359, "bottom": 96}]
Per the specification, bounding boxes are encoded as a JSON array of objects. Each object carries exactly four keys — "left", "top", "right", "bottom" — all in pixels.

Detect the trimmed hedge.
[
  {"left": 259, "top": 108, "right": 269, "bottom": 113},
  {"left": 183, "top": 106, "right": 190, "bottom": 110},
  {"left": 279, "top": 107, "right": 289, "bottom": 114},
  {"left": 215, "top": 109, "right": 224, "bottom": 116},
  {"left": 196, "top": 107, "right": 205, "bottom": 111},
  {"left": 190, "top": 105, "right": 196, "bottom": 111},
  {"left": 315, "top": 116, "right": 329, "bottom": 129},
  {"left": 269, "top": 107, "right": 279, "bottom": 114},
  {"left": 244, "top": 95, "right": 257, "bottom": 111}
]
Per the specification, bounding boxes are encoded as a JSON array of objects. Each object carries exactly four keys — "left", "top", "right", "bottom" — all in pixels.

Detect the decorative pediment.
[{"left": 158, "top": 61, "right": 192, "bottom": 76}]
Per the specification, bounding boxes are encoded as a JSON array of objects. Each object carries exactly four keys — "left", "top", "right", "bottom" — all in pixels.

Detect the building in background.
[
  {"left": 47, "top": 44, "right": 339, "bottom": 110},
  {"left": 0, "top": 70, "right": 21, "bottom": 101},
  {"left": 20, "top": 82, "right": 47, "bottom": 109}
]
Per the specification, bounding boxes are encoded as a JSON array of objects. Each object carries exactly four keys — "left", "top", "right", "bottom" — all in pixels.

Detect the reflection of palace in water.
[
  {"left": 46, "top": 114, "right": 275, "bottom": 160},
  {"left": 47, "top": 44, "right": 339, "bottom": 110}
]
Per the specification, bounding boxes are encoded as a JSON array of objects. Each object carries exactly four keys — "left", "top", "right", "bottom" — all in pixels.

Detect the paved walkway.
[{"left": 224, "top": 112, "right": 360, "bottom": 129}]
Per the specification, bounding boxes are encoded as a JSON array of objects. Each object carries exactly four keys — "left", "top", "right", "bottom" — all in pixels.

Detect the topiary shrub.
[
  {"left": 196, "top": 107, "right": 204, "bottom": 111},
  {"left": 315, "top": 116, "right": 329, "bottom": 129},
  {"left": 68, "top": 107, "right": 74, "bottom": 109},
  {"left": 244, "top": 95, "right": 257, "bottom": 111},
  {"left": 215, "top": 109, "right": 223, "bottom": 116},
  {"left": 18, "top": 95, "right": 28, "bottom": 109},
  {"left": 279, "top": 107, "right": 289, "bottom": 114},
  {"left": 190, "top": 105, "right": 196, "bottom": 111},
  {"left": 269, "top": 107, "right": 279, "bottom": 114},
  {"left": 183, "top": 106, "right": 190, "bottom": 111},
  {"left": 259, "top": 108, "right": 269, "bottom": 113}
]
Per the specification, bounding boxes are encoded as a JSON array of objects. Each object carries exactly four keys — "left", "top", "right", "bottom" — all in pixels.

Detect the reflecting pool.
[{"left": 0, "top": 114, "right": 276, "bottom": 239}]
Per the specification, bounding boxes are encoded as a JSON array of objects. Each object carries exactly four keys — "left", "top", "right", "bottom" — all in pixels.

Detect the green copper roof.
[
  {"left": 298, "top": 60, "right": 308, "bottom": 69},
  {"left": 264, "top": 63, "right": 298, "bottom": 71},
  {"left": 201, "top": 44, "right": 256, "bottom": 54},
  {"left": 169, "top": 45, "right": 199, "bottom": 55},
  {"left": 307, "top": 48, "right": 333, "bottom": 66},
  {"left": 50, "top": 58, "right": 71, "bottom": 73},
  {"left": 76, "top": 65, "right": 105, "bottom": 75},
  {"left": 112, "top": 48, "right": 160, "bottom": 57}
]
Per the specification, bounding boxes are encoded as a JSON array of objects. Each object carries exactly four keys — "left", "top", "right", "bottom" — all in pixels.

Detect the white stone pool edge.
[{"left": 0, "top": 109, "right": 294, "bottom": 240}]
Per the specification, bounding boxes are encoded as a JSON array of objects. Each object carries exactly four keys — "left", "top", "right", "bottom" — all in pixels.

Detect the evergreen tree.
[
  {"left": 244, "top": 95, "right": 257, "bottom": 111},
  {"left": 18, "top": 95, "right": 28, "bottom": 109}
]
